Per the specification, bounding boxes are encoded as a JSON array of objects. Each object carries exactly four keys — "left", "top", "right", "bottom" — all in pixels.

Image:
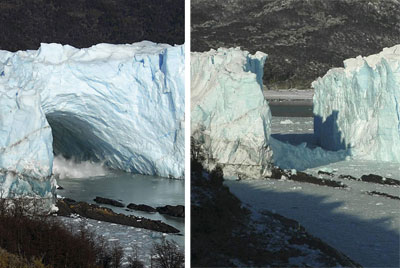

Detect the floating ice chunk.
[
  {"left": 280, "top": 119, "right": 294, "bottom": 125},
  {"left": 290, "top": 186, "right": 302, "bottom": 190},
  {"left": 51, "top": 204, "right": 59, "bottom": 212},
  {"left": 318, "top": 167, "right": 334, "bottom": 173}
]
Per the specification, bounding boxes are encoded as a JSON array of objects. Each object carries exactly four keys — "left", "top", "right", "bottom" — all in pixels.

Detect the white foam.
[
  {"left": 280, "top": 119, "right": 293, "bottom": 125},
  {"left": 53, "top": 155, "right": 108, "bottom": 179}
]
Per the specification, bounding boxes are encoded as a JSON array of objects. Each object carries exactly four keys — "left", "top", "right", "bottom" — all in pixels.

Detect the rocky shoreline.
[
  {"left": 56, "top": 198, "right": 181, "bottom": 234},
  {"left": 270, "top": 167, "right": 347, "bottom": 188},
  {"left": 267, "top": 167, "right": 400, "bottom": 191},
  {"left": 92, "top": 196, "right": 185, "bottom": 218}
]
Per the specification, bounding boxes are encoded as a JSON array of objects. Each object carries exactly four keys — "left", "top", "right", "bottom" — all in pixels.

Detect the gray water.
[
  {"left": 269, "top": 103, "right": 313, "bottom": 117},
  {"left": 56, "top": 171, "right": 184, "bottom": 246}
]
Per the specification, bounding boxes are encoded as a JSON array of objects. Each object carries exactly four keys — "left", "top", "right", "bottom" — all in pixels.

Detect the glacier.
[
  {"left": 313, "top": 45, "right": 400, "bottom": 162},
  {"left": 0, "top": 41, "right": 184, "bottom": 208},
  {"left": 191, "top": 48, "right": 273, "bottom": 179}
]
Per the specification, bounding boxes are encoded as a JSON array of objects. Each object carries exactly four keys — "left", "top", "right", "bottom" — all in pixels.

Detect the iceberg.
[
  {"left": 313, "top": 45, "right": 400, "bottom": 162},
  {"left": 0, "top": 41, "right": 185, "bottom": 208},
  {"left": 191, "top": 48, "right": 273, "bottom": 179}
]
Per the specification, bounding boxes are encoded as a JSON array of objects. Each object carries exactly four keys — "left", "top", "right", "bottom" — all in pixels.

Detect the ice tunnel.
[{"left": 0, "top": 42, "right": 185, "bottom": 209}]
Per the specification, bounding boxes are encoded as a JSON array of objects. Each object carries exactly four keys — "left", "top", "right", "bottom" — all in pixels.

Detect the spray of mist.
[{"left": 53, "top": 155, "right": 108, "bottom": 179}]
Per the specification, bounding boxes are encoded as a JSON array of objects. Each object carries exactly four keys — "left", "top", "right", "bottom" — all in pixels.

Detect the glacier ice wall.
[
  {"left": 0, "top": 41, "right": 184, "bottom": 207},
  {"left": 191, "top": 48, "right": 273, "bottom": 179},
  {"left": 313, "top": 45, "right": 400, "bottom": 162}
]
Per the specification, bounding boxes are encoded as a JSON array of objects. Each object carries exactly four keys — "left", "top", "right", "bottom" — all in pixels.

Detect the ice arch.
[{"left": 0, "top": 42, "right": 184, "bottom": 209}]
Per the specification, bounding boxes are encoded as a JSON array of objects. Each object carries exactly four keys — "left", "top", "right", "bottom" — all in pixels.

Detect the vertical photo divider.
[{"left": 184, "top": 0, "right": 191, "bottom": 267}]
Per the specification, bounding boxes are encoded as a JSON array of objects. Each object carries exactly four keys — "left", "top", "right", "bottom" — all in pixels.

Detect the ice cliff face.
[
  {"left": 313, "top": 45, "right": 400, "bottom": 162},
  {"left": 0, "top": 41, "right": 184, "bottom": 206},
  {"left": 191, "top": 48, "right": 273, "bottom": 179}
]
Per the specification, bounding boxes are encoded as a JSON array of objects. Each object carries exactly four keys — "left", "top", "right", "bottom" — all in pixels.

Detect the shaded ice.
[
  {"left": 191, "top": 48, "right": 273, "bottom": 179},
  {"left": 313, "top": 45, "right": 400, "bottom": 162}
]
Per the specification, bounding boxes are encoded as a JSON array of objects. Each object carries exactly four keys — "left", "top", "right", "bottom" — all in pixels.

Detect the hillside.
[
  {"left": 0, "top": 0, "right": 184, "bottom": 51},
  {"left": 191, "top": 0, "right": 400, "bottom": 89}
]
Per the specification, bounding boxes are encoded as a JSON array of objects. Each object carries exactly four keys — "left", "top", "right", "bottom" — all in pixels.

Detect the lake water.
[
  {"left": 56, "top": 171, "right": 184, "bottom": 247},
  {"left": 269, "top": 102, "right": 313, "bottom": 117}
]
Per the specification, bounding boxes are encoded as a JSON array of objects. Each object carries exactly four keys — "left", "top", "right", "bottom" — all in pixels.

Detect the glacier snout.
[
  {"left": 313, "top": 45, "right": 400, "bottom": 162},
  {"left": 191, "top": 48, "right": 273, "bottom": 179},
  {"left": 0, "top": 42, "right": 185, "bottom": 207}
]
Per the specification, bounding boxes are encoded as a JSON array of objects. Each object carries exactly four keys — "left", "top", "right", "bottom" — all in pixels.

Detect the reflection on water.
[{"left": 56, "top": 171, "right": 184, "bottom": 246}]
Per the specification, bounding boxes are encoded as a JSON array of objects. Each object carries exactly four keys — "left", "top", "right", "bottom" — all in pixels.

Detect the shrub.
[
  {"left": 150, "top": 240, "right": 184, "bottom": 268},
  {"left": 209, "top": 165, "right": 224, "bottom": 186},
  {"left": 0, "top": 247, "right": 49, "bottom": 268},
  {"left": 0, "top": 198, "right": 122, "bottom": 268},
  {"left": 110, "top": 243, "right": 124, "bottom": 268},
  {"left": 126, "top": 246, "right": 144, "bottom": 268}
]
